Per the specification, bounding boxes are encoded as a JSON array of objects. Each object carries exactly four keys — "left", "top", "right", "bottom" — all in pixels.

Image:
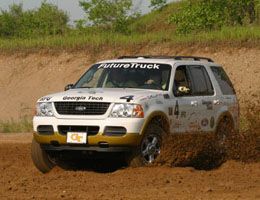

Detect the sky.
[{"left": 0, "top": 0, "right": 175, "bottom": 24}]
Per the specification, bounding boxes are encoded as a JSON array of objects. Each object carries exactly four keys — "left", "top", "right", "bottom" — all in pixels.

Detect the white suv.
[{"left": 32, "top": 56, "right": 239, "bottom": 173}]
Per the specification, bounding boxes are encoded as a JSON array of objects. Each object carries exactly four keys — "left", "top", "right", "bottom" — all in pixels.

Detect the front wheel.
[
  {"left": 128, "top": 124, "right": 165, "bottom": 167},
  {"left": 31, "top": 139, "right": 55, "bottom": 173}
]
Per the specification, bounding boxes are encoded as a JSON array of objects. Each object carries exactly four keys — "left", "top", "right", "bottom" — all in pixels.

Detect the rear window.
[{"left": 210, "top": 66, "right": 235, "bottom": 95}]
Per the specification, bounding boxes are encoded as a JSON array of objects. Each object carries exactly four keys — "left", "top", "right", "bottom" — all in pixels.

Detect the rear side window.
[
  {"left": 188, "top": 65, "right": 214, "bottom": 96},
  {"left": 210, "top": 66, "right": 235, "bottom": 95}
]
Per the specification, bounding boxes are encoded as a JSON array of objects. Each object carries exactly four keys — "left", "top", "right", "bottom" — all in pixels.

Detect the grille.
[
  {"left": 54, "top": 102, "right": 110, "bottom": 115},
  {"left": 58, "top": 125, "right": 99, "bottom": 136}
]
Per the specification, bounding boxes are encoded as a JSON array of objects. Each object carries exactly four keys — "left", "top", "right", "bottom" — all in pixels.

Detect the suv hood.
[{"left": 38, "top": 88, "right": 167, "bottom": 103}]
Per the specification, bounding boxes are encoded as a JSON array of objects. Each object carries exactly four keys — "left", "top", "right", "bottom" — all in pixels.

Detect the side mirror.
[
  {"left": 65, "top": 84, "right": 74, "bottom": 91},
  {"left": 177, "top": 86, "right": 190, "bottom": 95}
]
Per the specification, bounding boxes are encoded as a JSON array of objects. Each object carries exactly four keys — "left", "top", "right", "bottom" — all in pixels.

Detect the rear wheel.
[
  {"left": 215, "top": 116, "right": 234, "bottom": 153},
  {"left": 128, "top": 124, "right": 164, "bottom": 167},
  {"left": 31, "top": 139, "right": 55, "bottom": 173}
]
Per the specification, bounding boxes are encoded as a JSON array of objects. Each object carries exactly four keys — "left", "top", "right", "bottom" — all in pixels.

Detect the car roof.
[{"left": 98, "top": 56, "right": 219, "bottom": 66}]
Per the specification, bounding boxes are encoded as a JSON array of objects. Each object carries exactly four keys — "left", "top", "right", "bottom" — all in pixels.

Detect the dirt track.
[
  {"left": 0, "top": 46, "right": 259, "bottom": 199},
  {"left": 0, "top": 133, "right": 259, "bottom": 200}
]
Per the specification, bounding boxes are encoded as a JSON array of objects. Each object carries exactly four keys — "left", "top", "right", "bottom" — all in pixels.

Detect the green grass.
[
  {"left": 0, "top": 118, "right": 33, "bottom": 133},
  {"left": 0, "top": 26, "right": 259, "bottom": 52}
]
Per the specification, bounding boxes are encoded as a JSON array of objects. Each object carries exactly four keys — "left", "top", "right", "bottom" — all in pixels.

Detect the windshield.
[{"left": 74, "top": 62, "right": 172, "bottom": 90}]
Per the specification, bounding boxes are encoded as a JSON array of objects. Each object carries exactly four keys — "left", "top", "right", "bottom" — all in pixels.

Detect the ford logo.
[{"left": 75, "top": 106, "right": 87, "bottom": 111}]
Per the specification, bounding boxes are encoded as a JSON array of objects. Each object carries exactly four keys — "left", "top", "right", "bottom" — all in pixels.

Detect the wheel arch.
[
  {"left": 215, "top": 111, "right": 235, "bottom": 133},
  {"left": 140, "top": 111, "right": 170, "bottom": 136}
]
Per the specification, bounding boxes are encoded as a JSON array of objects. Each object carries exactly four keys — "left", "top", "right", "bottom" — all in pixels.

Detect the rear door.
[
  {"left": 187, "top": 65, "right": 216, "bottom": 132},
  {"left": 210, "top": 66, "right": 239, "bottom": 131}
]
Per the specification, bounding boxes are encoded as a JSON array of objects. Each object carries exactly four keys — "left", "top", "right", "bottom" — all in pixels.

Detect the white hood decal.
[{"left": 38, "top": 88, "right": 166, "bottom": 103}]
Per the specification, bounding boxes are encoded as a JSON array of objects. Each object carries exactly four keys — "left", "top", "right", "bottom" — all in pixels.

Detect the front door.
[{"left": 170, "top": 65, "right": 216, "bottom": 134}]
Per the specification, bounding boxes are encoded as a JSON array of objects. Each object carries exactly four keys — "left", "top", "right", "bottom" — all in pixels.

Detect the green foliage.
[
  {"left": 79, "top": 0, "right": 135, "bottom": 33},
  {"left": 150, "top": 0, "right": 167, "bottom": 10},
  {"left": 0, "top": 26, "right": 259, "bottom": 52},
  {"left": 0, "top": 2, "right": 69, "bottom": 38},
  {"left": 0, "top": 118, "right": 32, "bottom": 133},
  {"left": 170, "top": 0, "right": 259, "bottom": 34}
]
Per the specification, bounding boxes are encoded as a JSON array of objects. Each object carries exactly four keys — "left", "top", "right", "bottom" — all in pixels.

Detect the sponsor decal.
[
  {"left": 62, "top": 96, "right": 103, "bottom": 101},
  {"left": 67, "top": 132, "right": 87, "bottom": 144},
  {"left": 63, "top": 96, "right": 86, "bottom": 101},
  {"left": 210, "top": 117, "right": 215, "bottom": 128},
  {"left": 172, "top": 119, "right": 182, "bottom": 129},
  {"left": 139, "top": 94, "right": 163, "bottom": 101},
  {"left": 120, "top": 95, "right": 134, "bottom": 102},
  {"left": 98, "top": 63, "right": 160, "bottom": 70},
  {"left": 189, "top": 121, "right": 201, "bottom": 131},
  {"left": 188, "top": 112, "right": 195, "bottom": 120},
  {"left": 202, "top": 100, "right": 213, "bottom": 110},
  {"left": 39, "top": 97, "right": 52, "bottom": 101},
  {"left": 88, "top": 96, "right": 103, "bottom": 101},
  {"left": 201, "top": 118, "right": 209, "bottom": 127},
  {"left": 174, "top": 100, "right": 179, "bottom": 117},
  {"left": 180, "top": 111, "right": 186, "bottom": 118}
]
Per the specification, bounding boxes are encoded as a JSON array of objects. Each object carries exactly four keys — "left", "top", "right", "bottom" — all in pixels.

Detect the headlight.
[
  {"left": 110, "top": 103, "right": 144, "bottom": 118},
  {"left": 36, "top": 102, "right": 54, "bottom": 116}
]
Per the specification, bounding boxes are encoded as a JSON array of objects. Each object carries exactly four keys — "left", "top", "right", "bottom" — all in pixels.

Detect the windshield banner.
[{"left": 98, "top": 63, "right": 160, "bottom": 70}]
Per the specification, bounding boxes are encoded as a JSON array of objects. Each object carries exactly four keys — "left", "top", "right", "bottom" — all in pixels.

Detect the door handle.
[{"left": 191, "top": 101, "right": 198, "bottom": 106}]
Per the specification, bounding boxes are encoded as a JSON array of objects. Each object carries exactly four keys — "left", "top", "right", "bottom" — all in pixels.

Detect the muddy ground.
[{"left": 0, "top": 133, "right": 259, "bottom": 200}]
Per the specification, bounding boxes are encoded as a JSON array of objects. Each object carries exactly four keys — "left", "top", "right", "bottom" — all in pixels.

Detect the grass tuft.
[{"left": 0, "top": 118, "right": 32, "bottom": 133}]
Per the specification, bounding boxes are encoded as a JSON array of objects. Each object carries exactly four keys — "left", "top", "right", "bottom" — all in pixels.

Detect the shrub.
[{"left": 170, "top": 0, "right": 259, "bottom": 34}]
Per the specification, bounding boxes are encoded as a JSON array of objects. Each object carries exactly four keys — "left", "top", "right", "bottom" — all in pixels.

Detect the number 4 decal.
[{"left": 174, "top": 100, "right": 179, "bottom": 118}]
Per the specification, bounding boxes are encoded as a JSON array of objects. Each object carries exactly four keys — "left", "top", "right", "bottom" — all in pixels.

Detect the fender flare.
[
  {"left": 140, "top": 111, "right": 170, "bottom": 136},
  {"left": 215, "top": 111, "right": 235, "bottom": 133}
]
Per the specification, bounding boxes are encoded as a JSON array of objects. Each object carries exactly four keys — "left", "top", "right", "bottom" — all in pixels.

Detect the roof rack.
[{"left": 117, "top": 55, "right": 214, "bottom": 62}]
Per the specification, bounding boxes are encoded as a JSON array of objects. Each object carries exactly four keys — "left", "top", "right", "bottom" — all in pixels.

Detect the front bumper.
[
  {"left": 41, "top": 144, "right": 134, "bottom": 152},
  {"left": 33, "top": 116, "right": 144, "bottom": 148}
]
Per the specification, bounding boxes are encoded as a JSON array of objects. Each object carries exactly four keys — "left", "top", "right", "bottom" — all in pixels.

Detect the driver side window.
[{"left": 173, "top": 66, "right": 192, "bottom": 96}]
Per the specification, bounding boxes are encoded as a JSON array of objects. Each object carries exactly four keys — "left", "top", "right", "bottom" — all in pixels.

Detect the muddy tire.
[
  {"left": 31, "top": 139, "right": 55, "bottom": 173},
  {"left": 128, "top": 124, "right": 165, "bottom": 167},
  {"left": 215, "top": 116, "right": 234, "bottom": 154}
]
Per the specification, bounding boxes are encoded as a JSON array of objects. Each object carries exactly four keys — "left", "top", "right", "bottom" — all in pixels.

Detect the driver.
[
  {"left": 105, "top": 70, "right": 138, "bottom": 88},
  {"left": 145, "top": 71, "right": 162, "bottom": 89}
]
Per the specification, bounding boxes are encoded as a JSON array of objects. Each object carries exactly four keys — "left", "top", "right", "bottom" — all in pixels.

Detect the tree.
[
  {"left": 34, "top": 2, "right": 69, "bottom": 35},
  {"left": 0, "top": 2, "right": 69, "bottom": 38},
  {"left": 79, "top": 0, "right": 134, "bottom": 33},
  {"left": 150, "top": 0, "right": 167, "bottom": 10}
]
